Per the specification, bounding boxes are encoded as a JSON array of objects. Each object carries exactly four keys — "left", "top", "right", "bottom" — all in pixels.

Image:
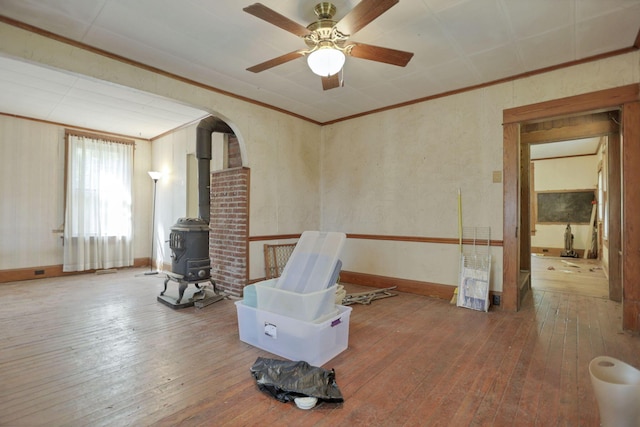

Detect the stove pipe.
[{"left": 195, "top": 116, "right": 233, "bottom": 223}]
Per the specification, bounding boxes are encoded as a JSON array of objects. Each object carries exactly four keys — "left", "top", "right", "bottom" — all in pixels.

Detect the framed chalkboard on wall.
[{"left": 536, "top": 190, "right": 595, "bottom": 224}]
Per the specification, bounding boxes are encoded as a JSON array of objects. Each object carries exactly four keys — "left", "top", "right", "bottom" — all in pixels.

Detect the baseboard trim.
[
  {"left": 245, "top": 273, "right": 453, "bottom": 300},
  {"left": 246, "top": 270, "right": 503, "bottom": 309},
  {"left": 340, "top": 270, "right": 504, "bottom": 309},
  {"left": 339, "top": 270, "right": 455, "bottom": 300},
  {"left": 0, "top": 258, "right": 149, "bottom": 283}
]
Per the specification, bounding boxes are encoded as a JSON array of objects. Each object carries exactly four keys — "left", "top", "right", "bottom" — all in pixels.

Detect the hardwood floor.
[
  {"left": 1, "top": 268, "right": 638, "bottom": 426},
  {"left": 530, "top": 255, "right": 609, "bottom": 299}
]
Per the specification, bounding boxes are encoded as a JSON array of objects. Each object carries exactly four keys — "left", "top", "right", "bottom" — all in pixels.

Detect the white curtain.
[{"left": 63, "top": 133, "right": 134, "bottom": 272}]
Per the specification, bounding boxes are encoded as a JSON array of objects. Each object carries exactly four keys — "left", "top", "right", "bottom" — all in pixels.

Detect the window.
[{"left": 63, "top": 130, "right": 134, "bottom": 271}]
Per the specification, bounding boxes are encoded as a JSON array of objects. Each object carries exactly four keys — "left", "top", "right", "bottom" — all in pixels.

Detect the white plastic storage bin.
[
  {"left": 254, "top": 278, "right": 338, "bottom": 322},
  {"left": 276, "top": 231, "right": 346, "bottom": 294},
  {"left": 235, "top": 300, "right": 351, "bottom": 367}
]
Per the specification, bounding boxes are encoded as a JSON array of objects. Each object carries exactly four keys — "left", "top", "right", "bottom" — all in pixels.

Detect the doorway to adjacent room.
[
  {"left": 502, "top": 85, "right": 640, "bottom": 326},
  {"left": 523, "top": 118, "right": 616, "bottom": 299}
]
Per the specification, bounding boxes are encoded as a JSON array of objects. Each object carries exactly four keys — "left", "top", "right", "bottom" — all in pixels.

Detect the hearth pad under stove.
[{"left": 158, "top": 272, "right": 226, "bottom": 309}]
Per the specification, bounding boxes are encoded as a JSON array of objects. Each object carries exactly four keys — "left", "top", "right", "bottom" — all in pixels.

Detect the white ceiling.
[
  {"left": 0, "top": 0, "right": 639, "bottom": 139},
  {"left": 0, "top": 54, "right": 209, "bottom": 139},
  {"left": 530, "top": 137, "right": 600, "bottom": 160}
]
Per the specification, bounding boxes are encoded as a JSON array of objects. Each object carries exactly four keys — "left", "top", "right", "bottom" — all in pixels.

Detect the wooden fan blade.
[
  {"left": 321, "top": 74, "right": 341, "bottom": 90},
  {"left": 348, "top": 42, "right": 413, "bottom": 67},
  {"left": 247, "top": 50, "right": 306, "bottom": 73},
  {"left": 243, "top": 3, "right": 311, "bottom": 37},
  {"left": 336, "top": 0, "right": 399, "bottom": 35}
]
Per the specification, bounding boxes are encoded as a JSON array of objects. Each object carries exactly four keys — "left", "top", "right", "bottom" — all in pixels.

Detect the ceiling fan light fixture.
[{"left": 307, "top": 47, "right": 345, "bottom": 77}]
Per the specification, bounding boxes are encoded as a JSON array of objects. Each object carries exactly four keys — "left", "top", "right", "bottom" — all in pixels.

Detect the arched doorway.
[{"left": 187, "top": 116, "right": 250, "bottom": 298}]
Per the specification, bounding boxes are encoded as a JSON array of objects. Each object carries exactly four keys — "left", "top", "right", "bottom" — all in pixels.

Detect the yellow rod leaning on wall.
[{"left": 458, "top": 188, "right": 463, "bottom": 253}]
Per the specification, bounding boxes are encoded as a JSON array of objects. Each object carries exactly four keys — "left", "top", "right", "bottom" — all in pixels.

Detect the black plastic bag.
[{"left": 250, "top": 357, "right": 344, "bottom": 403}]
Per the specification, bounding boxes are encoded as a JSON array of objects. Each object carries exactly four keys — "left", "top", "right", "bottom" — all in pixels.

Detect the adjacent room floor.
[
  {"left": 0, "top": 267, "right": 637, "bottom": 426},
  {"left": 530, "top": 254, "right": 608, "bottom": 299}
]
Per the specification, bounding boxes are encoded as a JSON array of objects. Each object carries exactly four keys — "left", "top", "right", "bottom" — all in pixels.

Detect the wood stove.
[
  {"left": 158, "top": 217, "right": 224, "bottom": 308},
  {"left": 169, "top": 217, "right": 210, "bottom": 280},
  {"left": 157, "top": 116, "right": 233, "bottom": 309}
]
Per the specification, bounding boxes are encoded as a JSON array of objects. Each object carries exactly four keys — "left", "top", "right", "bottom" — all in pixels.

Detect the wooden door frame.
[
  {"left": 608, "top": 131, "right": 622, "bottom": 302},
  {"left": 502, "top": 84, "right": 640, "bottom": 331}
]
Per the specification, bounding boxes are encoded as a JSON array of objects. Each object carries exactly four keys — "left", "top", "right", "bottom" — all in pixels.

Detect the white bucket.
[{"left": 589, "top": 356, "right": 640, "bottom": 427}]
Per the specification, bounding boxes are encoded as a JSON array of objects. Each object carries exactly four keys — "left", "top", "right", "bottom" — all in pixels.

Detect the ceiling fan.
[{"left": 243, "top": 0, "right": 414, "bottom": 90}]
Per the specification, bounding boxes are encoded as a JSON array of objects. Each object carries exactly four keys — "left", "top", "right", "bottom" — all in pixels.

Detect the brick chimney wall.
[
  {"left": 227, "top": 135, "right": 242, "bottom": 168},
  {"left": 209, "top": 167, "right": 249, "bottom": 297}
]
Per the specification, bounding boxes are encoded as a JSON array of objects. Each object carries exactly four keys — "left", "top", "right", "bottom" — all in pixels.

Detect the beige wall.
[
  {"left": 1, "top": 21, "right": 639, "bottom": 292},
  {"left": 321, "top": 51, "right": 639, "bottom": 292},
  {"left": 322, "top": 86, "right": 507, "bottom": 290},
  {"left": 151, "top": 120, "right": 321, "bottom": 277},
  {"left": 0, "top": 115, "right": 151, "bottom": 270},
  {"left": 0, "top": 22, "right": 322, "bottom": 280}
]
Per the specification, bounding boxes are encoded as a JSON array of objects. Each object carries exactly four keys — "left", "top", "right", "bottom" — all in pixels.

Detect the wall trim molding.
[
  {"left": 503, "top": 84, "right": 640, "bottom": 124},
  {"left": 248, "top": 234, "right": 301, "bottom": 242},
  {"left": 0, "top": 233, "right": 503, "bottom": 284},
  {"left": 2, "top": 15, "right": 638, "bottom": 128},
  {"left": 0, "top": 16, "right": 322, "bottom": 127},
  {"left": 249, "top": 270, "right": 503, "bottom": 308},
  {"left": 250, "top": 233, "right": 503, "bottom": 246},
  {"left": 0, "top": 258, "right": 149, "bottom": 283},
  {"left": 339, "top": 270, "right": 454, "bottom": 300},
  {"left": 339, "top": 270, "right": 503, "bottom": 309},
  {"left": 0, "top": 112, "right": 150, "bottom": 142}
]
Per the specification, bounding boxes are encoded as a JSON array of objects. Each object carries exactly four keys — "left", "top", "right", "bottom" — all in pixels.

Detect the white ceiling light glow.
[{"left": 307, "top": 47, "right": 345, "bottom": 77}]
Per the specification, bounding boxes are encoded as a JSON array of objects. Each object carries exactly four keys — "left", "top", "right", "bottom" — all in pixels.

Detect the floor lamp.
[{"left": 146, "top": 171, "right": 162, "bottom": 275}]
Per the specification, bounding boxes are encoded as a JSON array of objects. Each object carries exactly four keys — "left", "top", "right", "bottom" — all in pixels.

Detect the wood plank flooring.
[
  {"left": 1, "top": 268, "right": 638, "bottom": 426},
  {"left": 530, "top": 255, "right": 608, "bottom": 299}
]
